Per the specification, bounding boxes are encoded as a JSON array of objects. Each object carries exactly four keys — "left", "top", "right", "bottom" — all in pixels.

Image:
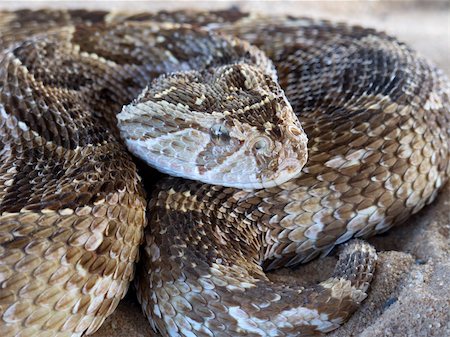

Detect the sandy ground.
[{"left": 1, "top": 1, "right": 449, "bottom": 336}]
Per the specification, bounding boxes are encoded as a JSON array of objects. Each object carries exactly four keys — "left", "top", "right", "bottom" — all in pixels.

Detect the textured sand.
[{"left": 1, "top": 1, "right": 448, "bottom": 336}]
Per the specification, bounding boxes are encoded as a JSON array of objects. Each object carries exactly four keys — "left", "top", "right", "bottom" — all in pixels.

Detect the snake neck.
[{"left": 150, "top": 178, "right": 266, "bottom": 266}]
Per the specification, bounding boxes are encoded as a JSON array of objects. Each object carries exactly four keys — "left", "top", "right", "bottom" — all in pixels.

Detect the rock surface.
[{"left": 0, "top": 1, "right": 448, "bottom": 336}]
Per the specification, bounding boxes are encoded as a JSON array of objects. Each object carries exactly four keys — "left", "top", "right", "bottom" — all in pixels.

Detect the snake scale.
[{"left": 0, "top": 8, "right": 449, "bottom": 337}]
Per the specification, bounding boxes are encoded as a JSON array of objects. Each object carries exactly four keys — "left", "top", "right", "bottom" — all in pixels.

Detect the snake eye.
[
  {"left": 253, "top": 137, "right": 270, "bottom": 152},
  {"left": 210, "top": 124, "right": 230, "bottom": 142}
]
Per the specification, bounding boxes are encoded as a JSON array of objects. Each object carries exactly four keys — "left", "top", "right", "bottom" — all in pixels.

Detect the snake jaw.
[{"left": 119, "top": 114, "right": 306, "bottom": 190}]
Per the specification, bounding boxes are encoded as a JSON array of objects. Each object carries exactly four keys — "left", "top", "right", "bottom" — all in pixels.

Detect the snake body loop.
[{"left": 0, "top": 9, "right": 449, "bottom": 337}]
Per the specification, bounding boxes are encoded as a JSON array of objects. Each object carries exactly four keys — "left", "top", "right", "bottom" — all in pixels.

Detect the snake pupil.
[{"left": 210, "top": 124, "right": 230, "bottom": 142}]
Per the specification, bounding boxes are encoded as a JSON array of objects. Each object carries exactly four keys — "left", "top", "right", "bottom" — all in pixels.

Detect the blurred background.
[{"left": 0, "top": 1, "right": 449, "bottom": 336}]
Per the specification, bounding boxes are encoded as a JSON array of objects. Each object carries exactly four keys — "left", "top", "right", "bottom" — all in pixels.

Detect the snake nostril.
[
  {"left": 254, "top": 139, "right": 266, "bottom": 150},
  {"left": 288, "top": 125, "right": 303, "bottom": 137},
  {"left": 253, "top": 137, "right": 271, "bottom": 152}
]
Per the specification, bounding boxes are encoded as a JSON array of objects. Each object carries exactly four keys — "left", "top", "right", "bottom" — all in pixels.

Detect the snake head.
[{"left": 118, "top": 63, "right": 308, "bottom": 189}]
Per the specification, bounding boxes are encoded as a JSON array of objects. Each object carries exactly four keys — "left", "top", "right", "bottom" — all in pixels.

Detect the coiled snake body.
[{"left": 0, "top": 9, "right": 449, "bottom": 337}]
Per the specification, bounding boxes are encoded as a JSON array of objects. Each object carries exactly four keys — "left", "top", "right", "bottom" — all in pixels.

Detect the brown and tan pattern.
[{"left": 0, "top": 8, "right": 449, "bottom": 337}]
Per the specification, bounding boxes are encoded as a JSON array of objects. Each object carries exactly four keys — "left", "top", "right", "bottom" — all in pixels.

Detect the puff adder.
[{"left": 0, "top": 8, "right": 449, "bottom": 337}]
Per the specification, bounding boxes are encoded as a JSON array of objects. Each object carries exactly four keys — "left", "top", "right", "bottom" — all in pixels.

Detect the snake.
[{"left": 0, "top": 8, "right": 449, "bottom": 337}]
